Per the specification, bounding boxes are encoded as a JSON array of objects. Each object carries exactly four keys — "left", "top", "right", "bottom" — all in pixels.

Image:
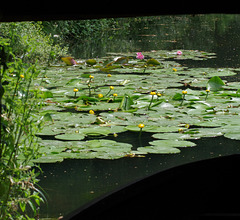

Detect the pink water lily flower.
[
  {"left": 177, "top": 50, "right": 182, "bottom": 55},
  {"left": 70, "top": 58, "right": 77, "bottom": 65},
  {"left": 136, "top": 52, "right": 144, "bottom": 59}
]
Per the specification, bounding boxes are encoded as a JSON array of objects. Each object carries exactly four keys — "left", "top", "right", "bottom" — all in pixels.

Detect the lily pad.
[
  {"left": 137, "top": 146, "right": 180, "bottom": 154},
  {"left": 125, "top": 125, "right": 185, "bottom": 133},
  {"left": 223, "top": 126, "right": 240, "bottom": 140},
  {"left": 146, "top": 58, "right": 161, "bottom": 65},
  {"left": 32, "top": 155, "right": 64, "bottom": 163},
  {"left": 207, "top": 76, "right": 225, "bottom": 91},
  {"left": 86, "top": 59, "right": 97, "bottom": 66},
  {"left": 79, "top": 126, "right": 111, "bottom": 136},
  {"left": 149, "top": 140, "right": 196, "bottom": 148},
  {"left": 55, "top": 133, "right": 85, "bottom": 140},
  {"left": 37, "top": 127, "right": 62, "bottom": 136},
  {"left": 152, "top": 132, "right": 192, "bottom": 140}
]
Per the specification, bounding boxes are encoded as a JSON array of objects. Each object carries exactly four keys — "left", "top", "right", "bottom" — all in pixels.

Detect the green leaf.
[
  {"left": 149, "top": 140, "right": 196, "bottom": 148},
  {"left": 66, "top": 78, "right": 83, "bottom": 86},
  {"left": 32, "top": 155, "right": 64, "bottom": 163},
  {"left": 114, "top": 57, "right": 129, "bottom": 64},
  {"left": 42, "top": 113, "right": 53, "bottom": 122},
  {"left": 79, "top": 126, "right": 111, "bottom": 136},
  {"left": 86, "top": 59, "right": 97, "bottom": 65},
  {"left": 125, "top": 125, "right": 184, "bottom": 133},
  {"left": 35, "top": 90, "right": 53, "bottom": 98},
  {"left": 55, "top": 133, "right": 85, "bottom": 140},
  {"left": 19, "top": 201, "right": 26, "bottom": 212},
  {"left": 28, "top": 200, "right": 36, "bottom": 214},
  {"left": 146, "top": 58, "right": 160, "bottom": 65},
  {"left": 207, "top": 76, "right": 225, "bottom": 91},
  {"left": 223, "top": 126, "right": 240, "bottom": 140},
  {"left": 119, "top": 94, "right": 134, "bottom": 111},
  {"left": 137, "top": 145, "right": 180, "bottom": 154},
  {"left": 172, "top": 93, "right": 183, "bottom": 100}
]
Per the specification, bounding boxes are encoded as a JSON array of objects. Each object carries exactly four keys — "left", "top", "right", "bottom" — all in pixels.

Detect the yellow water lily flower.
[
  {"left": 182, "top": 90, "right": 187, "bottom": 95},
  {"left": 89, "top": 110, "right": 94, "bottom": 115},
  {"left": 150, "top": 91, "right": 156, "bottom": 96},
  {"left": 138, "top": 124, "right": 145, "bottom": 128}
]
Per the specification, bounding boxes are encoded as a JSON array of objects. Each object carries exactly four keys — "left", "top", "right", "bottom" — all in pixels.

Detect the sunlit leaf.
[
  {"left": 137, "top": 145, "right": 180, "bottom": 154},
  {"left": 119, "top": 94, "right": 134, "bottom": 111},
  {"left": 32, "top": 155, "right": 64, "bottom": 163},
  {"left": 207, "top": 76, "right": 225, "bottom": 91},
  {"left": 55, "top": 133, "right": 85, "bottom": 140},
  {"left": 146, "top": 58, "right": 160, "bottom": 65},
  {"left": 149, "top": 140, "right": 196, "bottom": 148},
  {"left": 114, "top": 57, "right": 129, "bottom": 64},
  {"left": 86, "top": 59, "right": 97, "bottom": 66}
]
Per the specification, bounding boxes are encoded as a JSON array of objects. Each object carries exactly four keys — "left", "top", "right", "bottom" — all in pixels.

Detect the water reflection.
[
  {"left": 70, "top": 14, "right": 240, "bottom": 68},
  {"left": 39, "top": 14, "right": 240, "bottom": 218}
]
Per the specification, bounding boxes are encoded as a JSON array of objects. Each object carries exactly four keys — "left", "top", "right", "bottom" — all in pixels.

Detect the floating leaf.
[
  {"left": 223, "top": 126, "right": 240, "bottom": 140},
  {"left": 207, "top": 76, "right": 225, "bottom": 91},
  {"left": 137, "top": 145, "right": 180, "bottom": 154},
  {"left": 86, "top": 59, "right": 97, "bottom": 66},
  {"left": 79, "top": 127, "right": 111, "bottom": 136},
  {"left": 114, "top": 57, "right": 129, "bottom": 64},
  {"left": 32, "top": 155, "right": 64, "bottom": 163},
  {"left": 146, "top": 58, "right": 160, "bottom": 65},
  {"left": 55, "top": 133, "right": 85, "bottom": 141},
  {"left": 152, "top": 132, "right": 191, "bottom": 140},
  {"left": 149, "top": 139, "right": 196, "bottom": 148},
  {"left": 66, "top": 79, "right": 83, "bottom": 87},
  {"left": 125, "top": 125, "right": 185, "bottom": 133},
  {"left": 37, "top": 127, "right": 61, "bottom": 136}
]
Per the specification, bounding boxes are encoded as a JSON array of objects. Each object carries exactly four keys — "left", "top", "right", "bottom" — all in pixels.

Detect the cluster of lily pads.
[{"left": 32, "top": 49, "right": 240, "bottom": 163}]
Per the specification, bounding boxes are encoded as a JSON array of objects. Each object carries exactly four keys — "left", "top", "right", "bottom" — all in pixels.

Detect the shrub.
[
  {"left": 0, "top": 22, "right": 69, "bottom": 64},
  {"left": 0, "top": 26, "right": 49, "bottom": 219}
]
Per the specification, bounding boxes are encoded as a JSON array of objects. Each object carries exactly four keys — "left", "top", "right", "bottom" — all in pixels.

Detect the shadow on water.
[
  {"left": 38, "top": 135, "right": 240, "bottom": 218},
  {"left": 38, "top": 14, "right": 240, "bottom": 219}
]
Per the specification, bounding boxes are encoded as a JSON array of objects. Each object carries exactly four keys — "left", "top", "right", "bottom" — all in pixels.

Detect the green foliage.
[
  {"left": 0, "top": 22, "right": 68, "bottom": 64},
  {"left": 42, "top": 19, "right": 120, "bottom": 41},
  {"left": 0, "top": 29, "right": 47, "bottom": 219},
  {"left": 41, "top": 19, "right": 131, "bottom": 58}
]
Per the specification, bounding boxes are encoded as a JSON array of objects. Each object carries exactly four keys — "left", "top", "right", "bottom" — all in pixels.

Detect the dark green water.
[{"left": 38, "top": 14, "right": 240, "bottom": 219}]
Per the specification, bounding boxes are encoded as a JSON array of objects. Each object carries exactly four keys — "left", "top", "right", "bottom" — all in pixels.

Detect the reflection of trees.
[{"left": 69, "top": 14, "right": 240, "bottom": 65}]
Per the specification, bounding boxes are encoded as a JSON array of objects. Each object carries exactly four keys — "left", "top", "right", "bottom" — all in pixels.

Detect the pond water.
[{"left": 38, "top": 14, "right": 240, "bottom": 219}]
